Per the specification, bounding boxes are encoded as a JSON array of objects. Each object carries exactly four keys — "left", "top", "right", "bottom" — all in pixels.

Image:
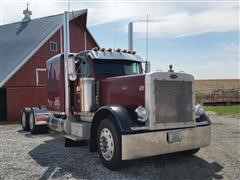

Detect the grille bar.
[{"left": 154, "top": 80, "right": 193, "bottom": 125}]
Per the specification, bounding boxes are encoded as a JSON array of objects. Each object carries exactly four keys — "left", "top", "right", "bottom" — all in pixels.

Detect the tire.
[
  {"left": 97, "top": 119, "right": 122, "bottom": 170},
  {"left": 40, "top": 125, "right": 49, "bottom": 134},
  {"left": 21, "top": 111, "right": 30, "bottom": 131},
  {"left": 29, "top": 112, "right": 40, "bottom": 134},
  {"left": 182, "top": 148, "right": 200, "bottom": 156}
]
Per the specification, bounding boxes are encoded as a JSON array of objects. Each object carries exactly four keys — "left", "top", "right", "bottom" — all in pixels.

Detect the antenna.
[
  {"left": 146, "top": 13, "right": 149, "bottom": 61},
  {"left": 113, "top": 23, "right": 117, "bottom": 49},
  {"left": 68, "top": 0, "right": 70, "bottom": 12},
  {"left": 128, "top": 13, "right": 157, "bottom": 60}
]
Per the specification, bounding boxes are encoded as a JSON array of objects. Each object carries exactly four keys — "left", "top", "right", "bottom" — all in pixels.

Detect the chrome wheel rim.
[
  {"left": 99, "top": 128, "right": 114, "bottom": 161},
  {"left": 22, "top": 112, "right": 26, "bottom": 128},
  {"left": 29, "top": 113, "right": 34, "bottom": 130}
]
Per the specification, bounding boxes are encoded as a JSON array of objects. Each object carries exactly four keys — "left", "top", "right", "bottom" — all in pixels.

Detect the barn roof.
[{"left": 0, "top": 9, "right": 97, "bottom": 87}]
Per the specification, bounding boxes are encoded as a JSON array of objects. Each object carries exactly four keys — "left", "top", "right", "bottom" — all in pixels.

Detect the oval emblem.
[{"left": 170, "top": 74, "right": 177, "bottom": 79}]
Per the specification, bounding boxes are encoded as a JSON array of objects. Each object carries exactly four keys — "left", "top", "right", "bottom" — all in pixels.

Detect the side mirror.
[
  {"left": 145, "top": 61, "right": 151, "bottom": 73},
  {"left": 68, "top": 56, "right": 77, "bottom": 81}
]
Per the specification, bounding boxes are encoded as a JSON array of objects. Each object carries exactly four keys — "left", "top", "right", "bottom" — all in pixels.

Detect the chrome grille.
[{"left": 154, "top": 80, "right": 193, "bottom": 125}]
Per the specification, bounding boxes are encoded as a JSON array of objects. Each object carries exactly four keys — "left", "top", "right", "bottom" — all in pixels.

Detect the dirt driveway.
[{"left": 0, "top": 115, "right": 239, "bottom": 179}]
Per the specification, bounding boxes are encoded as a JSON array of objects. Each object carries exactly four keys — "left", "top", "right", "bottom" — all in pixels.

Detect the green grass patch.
[{"left": 204, "top": 105, "right": 240, "bottom": 116}]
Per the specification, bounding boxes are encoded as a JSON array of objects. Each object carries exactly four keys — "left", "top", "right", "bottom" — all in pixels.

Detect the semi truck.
[{"left": 20, "top": 12, "right": 211, "bottom": 170}]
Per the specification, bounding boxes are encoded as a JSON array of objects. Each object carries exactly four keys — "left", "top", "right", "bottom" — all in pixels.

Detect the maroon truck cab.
[{"left": 46, "top": 50, "right": 145, "bottom": 117}]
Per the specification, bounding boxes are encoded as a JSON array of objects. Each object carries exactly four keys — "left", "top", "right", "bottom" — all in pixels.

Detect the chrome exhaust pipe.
[
  {"left": 47, "top": 11, "right": 74, "bottom": 134},
  {"left": 128, "top": 22, "right": 133, "bottom": 51},
  {"left": 63, "top": 11, "right": 72, "bottom": 134},
  {"left": 48, "top": 115, "right": 65, "bottom": 132}
]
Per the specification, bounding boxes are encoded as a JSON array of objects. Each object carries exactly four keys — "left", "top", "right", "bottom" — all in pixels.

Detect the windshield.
[{"left": 93, "top": 59, "right": 142, "bottom": 76}]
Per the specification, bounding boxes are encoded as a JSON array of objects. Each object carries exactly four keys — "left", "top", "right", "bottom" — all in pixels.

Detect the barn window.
[
  {"left": 50, "top": 41, "right": 57, "bottom": 51},
  {"left": 36, "top": 68, "right": 47, "bottom": 86}
]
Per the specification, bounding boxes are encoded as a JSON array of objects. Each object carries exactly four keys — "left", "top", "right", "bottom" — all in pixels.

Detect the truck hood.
[{"left": 100, "top": 74, "right": 145, "bottom": 108}]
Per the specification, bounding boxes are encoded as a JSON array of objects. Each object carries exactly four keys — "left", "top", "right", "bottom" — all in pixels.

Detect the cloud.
[
  {"left": 85, "top": 1, "right": 239, "bottom": 38},
  {"left": 132, "top": 4, "right": 239, "bottom": 38},
  {"left": 219, "top": 42, "right": 240, "bottom": 55},
  {"left": 1, "top": 0, "right": 239, "bottom": 38}
]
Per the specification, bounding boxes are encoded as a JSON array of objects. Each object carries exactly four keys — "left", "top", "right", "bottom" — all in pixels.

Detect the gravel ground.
[{"left": 0, "top": 115, "right": 239, "bottom": 180}]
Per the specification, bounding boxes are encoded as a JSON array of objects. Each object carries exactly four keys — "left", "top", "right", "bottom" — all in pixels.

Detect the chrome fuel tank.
[{"left": 79, "top": 78, "right": 95, "bottom": 112}]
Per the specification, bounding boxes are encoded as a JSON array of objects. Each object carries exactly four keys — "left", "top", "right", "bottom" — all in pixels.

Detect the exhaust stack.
[
  {"left": 63, "top": 11, "right": 71, "bottom": 134},
  {"left": 128, "top": 22, "right": 133, "bottom": 51},
  {"left": 46, "top": 11, "right": 78, "bottom": 133},
  {"left": 48, "top": 11, "right": 71, "bottom": 133}
]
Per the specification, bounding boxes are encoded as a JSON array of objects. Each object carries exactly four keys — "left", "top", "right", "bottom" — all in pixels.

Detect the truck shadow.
[{"left": 28, "top": 136, "right": 224, "bottom": 180}]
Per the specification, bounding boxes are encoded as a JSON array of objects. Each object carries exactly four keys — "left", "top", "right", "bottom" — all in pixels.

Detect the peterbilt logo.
[{"left": 170, "top": 74, "right": 178, "bottom": 79}]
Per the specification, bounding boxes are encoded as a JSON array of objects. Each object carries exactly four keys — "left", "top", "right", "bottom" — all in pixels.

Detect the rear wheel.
[
  {"left": 97, "top": 119, "right": 122, "bottom": 170},
  {"left": 29, "top": 112, "right": 40, "bottom": 134},
  {"left": 21, "top": 111, "right": 30, "bottom": 131}
]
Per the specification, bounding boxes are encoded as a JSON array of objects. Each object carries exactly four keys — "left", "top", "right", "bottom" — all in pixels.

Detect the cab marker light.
[
  {"left": 107, "top": 48, "right": 112, "bottom": 52},
  {"left": 92, "top": 47, "right": 99, "bottom": 51},
  {"left": 116, "top": 48, "right": 121, "bottom": 52}
]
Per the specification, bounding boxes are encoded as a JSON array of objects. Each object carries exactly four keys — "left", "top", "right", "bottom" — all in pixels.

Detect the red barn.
[{"left": 0, "top": 8, "right": 98, "bottom": 122}]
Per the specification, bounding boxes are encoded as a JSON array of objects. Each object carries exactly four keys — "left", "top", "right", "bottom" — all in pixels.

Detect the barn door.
[{"left": 0, "top": 88, "right": 7, "bottom": 121}]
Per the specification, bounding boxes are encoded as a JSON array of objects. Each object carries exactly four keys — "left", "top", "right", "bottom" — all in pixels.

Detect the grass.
[{"left": 204, "top": 105, "right": 240, "bottom": 116}]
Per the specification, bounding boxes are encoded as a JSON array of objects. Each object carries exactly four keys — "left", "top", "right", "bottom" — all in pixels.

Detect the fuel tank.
[{"left": 100, "top": 74, "right": 145, "bottom": 107}]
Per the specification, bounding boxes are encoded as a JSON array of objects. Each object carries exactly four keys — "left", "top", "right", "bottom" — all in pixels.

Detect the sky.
[{"left": 0, "top": 0, "right": 239, "bottom": 79}]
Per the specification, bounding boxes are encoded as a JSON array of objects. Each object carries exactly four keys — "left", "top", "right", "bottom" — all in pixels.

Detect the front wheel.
[{"left": 97, "top": 119, "right": 122, "bottom": 170}]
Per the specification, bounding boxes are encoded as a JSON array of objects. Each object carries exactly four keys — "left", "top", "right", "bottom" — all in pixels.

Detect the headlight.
[
  {"left": 195, "top": 104, "right": 205, "bottom": 118},
  {"left": 135, "top": 106, "right": 148, "bottom": 122}
]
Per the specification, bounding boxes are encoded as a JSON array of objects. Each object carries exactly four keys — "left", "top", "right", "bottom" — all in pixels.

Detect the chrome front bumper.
[{"left": 121, "top": 125, "right": 211, "bottom": 160}]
